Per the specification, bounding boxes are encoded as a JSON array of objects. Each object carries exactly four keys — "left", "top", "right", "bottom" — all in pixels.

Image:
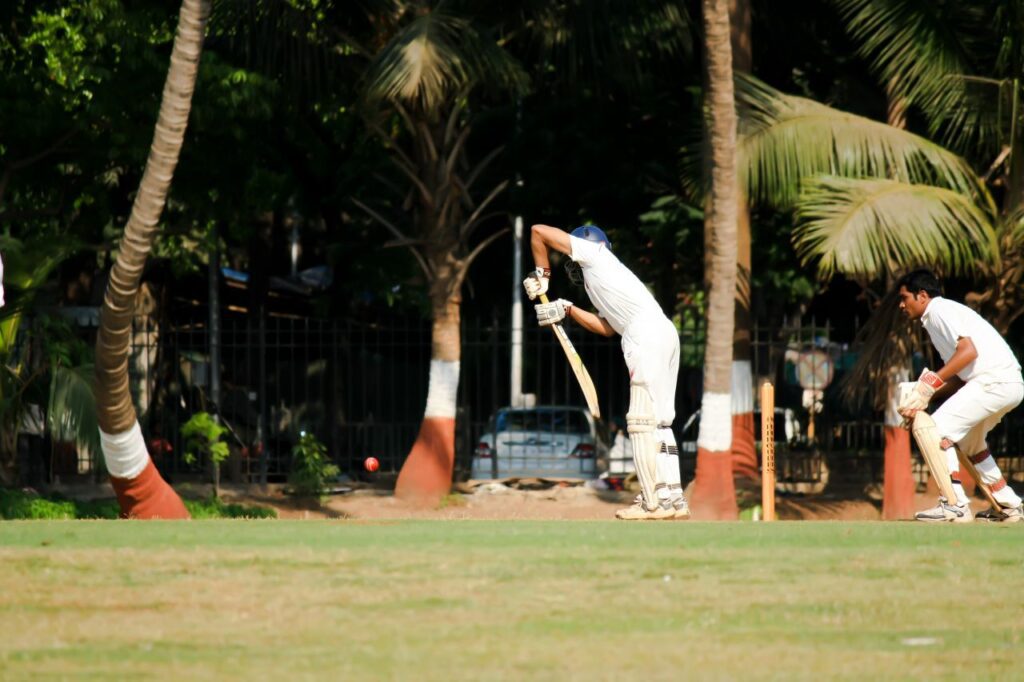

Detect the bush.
[
  {"left": 0, "top": 488, "right": 77, "bottom": 519},
  {"left": 184, "top": 498, "right": 277, "bottom": 519},
  {"left": 288, "top": 432, "right": 339, "bottom": 500},
  {"left": 181, "top": 411, "right": 230, "bottom": 468},
  {"left": 0, "top": 488, "right": 277, "bottom": 520}
]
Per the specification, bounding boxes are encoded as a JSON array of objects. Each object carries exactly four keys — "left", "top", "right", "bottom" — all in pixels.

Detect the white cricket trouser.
[
  {"left": 932, "top": 380, "right": 1024, "bottom": 449},
  {"left": 621, "top": 314, "right": 679, "bottom": 427}
]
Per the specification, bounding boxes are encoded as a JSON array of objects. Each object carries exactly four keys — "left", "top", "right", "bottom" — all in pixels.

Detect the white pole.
[{"left": 510, "top": 213, "right": 524, "bottom": 407}]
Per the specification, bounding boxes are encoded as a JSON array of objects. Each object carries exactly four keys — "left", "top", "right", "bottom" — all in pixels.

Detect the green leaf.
[
  {"left": 363, "top": 8, "right": 528, "bottom": 110},
  {"left": 833, "top": 0, "right": 1008, "bottom": 154},
  {"left": 736, "top": 74, "right": 990, "bottom": 209},
  {"left": 792, "top": 176, "right": 997, "bottom": 279},
  {"left": 47, "top": 364, "right": 101, "bottom": 463}
]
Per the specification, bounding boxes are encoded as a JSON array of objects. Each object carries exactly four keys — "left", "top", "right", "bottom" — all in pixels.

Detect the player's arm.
[
  {"left": 524, "top": 224, "right": 572, "bottom": 301},
  {"left": 899, "top": 337, "right": 976, "bottom": 418},
  {"left": 932, "top": 374, "right": 965, "bottom": 401},
  {"left": 529, "top": 224, "right": 572, "bottom": 271},
  {"left": 937, "top": 337, "right": 977, "bottom": 382},
  {"left": 569, "top": 307, "right": 617, "bottom": 337}
]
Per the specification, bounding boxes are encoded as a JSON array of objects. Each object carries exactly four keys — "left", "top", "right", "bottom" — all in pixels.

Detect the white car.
[{"left": 471, "top": 405, "right": 605, "bottom": 480}]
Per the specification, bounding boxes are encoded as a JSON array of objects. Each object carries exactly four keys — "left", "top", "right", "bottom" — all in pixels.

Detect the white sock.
[
  {"left": 944, "top": 447, "right": 970, "bottom": 506},
  {"left": 970, "top": 451, "right": 1022, "bottom": 508}
]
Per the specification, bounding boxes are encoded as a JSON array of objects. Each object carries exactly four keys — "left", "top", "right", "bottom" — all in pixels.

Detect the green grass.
[{"left": 0, "top": 521, "right": 1021, "bottom": 680}]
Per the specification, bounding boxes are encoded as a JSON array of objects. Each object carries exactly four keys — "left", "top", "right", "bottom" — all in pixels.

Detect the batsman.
[
  {"left": 897, "top": 269, "right": 1024, "bottom": 523},
  {"left": 523, "top": 223, "right": 686, "bottom": 520}
]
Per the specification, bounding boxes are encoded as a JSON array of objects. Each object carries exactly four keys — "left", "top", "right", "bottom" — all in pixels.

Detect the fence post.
[
  {"left": 257, "top": 304, "right": 268, "bottom": 488},
  {"left": 491, "top": 311, "right": 499, "bottom": 480}
]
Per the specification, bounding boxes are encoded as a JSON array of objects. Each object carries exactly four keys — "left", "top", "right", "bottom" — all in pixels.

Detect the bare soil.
[{"left": 216, "top": 478, "right": 910, "bottom": 522}]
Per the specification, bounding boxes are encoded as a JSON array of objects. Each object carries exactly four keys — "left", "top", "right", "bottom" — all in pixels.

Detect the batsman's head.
[
  {"left": 897, "top": 268, "right": 942, "bottom": 320},
  {"left": 566, "top": 225, "right": 611, "bottom": 286},
  {"left": 570, "top": 224, "right": 612, "bottom": 251}
]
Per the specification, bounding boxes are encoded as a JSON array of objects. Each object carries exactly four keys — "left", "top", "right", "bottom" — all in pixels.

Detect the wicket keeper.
[
  {"left": 523, "top": 224, "right": 687, "bottom": 520},
  {"left": 897, "top": 269, "right": 1024, "bottom": 522}
]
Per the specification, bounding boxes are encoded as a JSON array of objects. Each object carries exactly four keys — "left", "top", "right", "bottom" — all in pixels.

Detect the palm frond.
[
  {"left": 793, "top": 177, "right": 997, "bottom": 279},
  {"left": 1007, "top": 204, "right": 1024, "bottom": 244},
  {"left": 833, "top": 0, "right": 1006, "bottom": 154},
  {"left": 48, "top": 364, "right": 101, "bottom": 465},
  {"left": 737, "top": 75, "right": 989, "bottom": 208},
  {"left": 363, "top": 8, "right": 529, "bottom": 111},
  {"left": 519, "top": 0, "right": 692, "bottom": 90}
]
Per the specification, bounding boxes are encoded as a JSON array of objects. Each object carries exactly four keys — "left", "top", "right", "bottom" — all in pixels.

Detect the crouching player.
[
  {"left": 523, "top": 223, "right": 687, "bottom": 520},
  {"left": 897, "top": 269, "right": 1024, "bottom": 522}
]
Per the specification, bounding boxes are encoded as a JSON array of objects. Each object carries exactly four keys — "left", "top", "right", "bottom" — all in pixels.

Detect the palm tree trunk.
[
  {"left": 728, "top": 0, "right": 758, "bottom": 485},
  {"left": 692, "top": 0, "right": 739, "bottom": 520},
  {"left": 880, "top": 78, "right": 915, "bottom": 519},
  {"left": 395, "top": 272, "right": 462, "bottom": 506},
  {"left": 94, "top": 0, "right": 210, "bottom": 519}
]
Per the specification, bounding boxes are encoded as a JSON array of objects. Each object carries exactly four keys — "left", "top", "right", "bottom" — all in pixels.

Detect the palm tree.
[
  {"left": 834, "top": 0, "right": 1024, "bottom": 330},
  {"left": 94, "top": 0, "right": 211, "bottom": 519},
  {"left": 349, "top": 5, "right": 528, "bottom": 505},
  {"left": 0, "top": 237, "right": 98, "bottom": 483},
  {"left": 690, "top": 0, "right": 739, "bottom": 520},
  {"left": 728, "top": 0, "right": 758, "bottom": 486},
  {"left": 733, "top": 74, "right": 1000, "bottom": 516}
]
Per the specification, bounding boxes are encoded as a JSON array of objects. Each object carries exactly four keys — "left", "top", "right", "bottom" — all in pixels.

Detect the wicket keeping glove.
[
  {"left": 898, "top": 368, "right": 944, "bottom": 416},
  {"left": 522, "top": 267, "right": 550, "bottom": 300},
  {"left": 535, "top": 299, "right": 572, "bottom": 326}
]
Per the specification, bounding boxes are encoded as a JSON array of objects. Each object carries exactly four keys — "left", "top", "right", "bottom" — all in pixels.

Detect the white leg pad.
[
  {"left": 627, "top": 382, "right": 660, "bottom": 510},
  {"left": 912, "top": 412, "right": 960, "bottom": 504}
]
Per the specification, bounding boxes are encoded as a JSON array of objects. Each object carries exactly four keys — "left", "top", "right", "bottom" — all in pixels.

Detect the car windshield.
[{"left": 496, "top": 409, "right": 589, "bottom": 434}]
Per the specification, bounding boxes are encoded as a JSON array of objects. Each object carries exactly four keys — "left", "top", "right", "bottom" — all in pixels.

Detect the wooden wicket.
[{"left": 761, "top": 382, "right": 776, "bottom": 522}]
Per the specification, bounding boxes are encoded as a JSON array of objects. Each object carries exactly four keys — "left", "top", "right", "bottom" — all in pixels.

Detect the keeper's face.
[{"left": 898, "top": 286, "right": 929, "bottom": 320}]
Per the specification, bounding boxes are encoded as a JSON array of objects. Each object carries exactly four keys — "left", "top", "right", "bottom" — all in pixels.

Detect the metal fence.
[
  {"left": 33, "top": 307, "right": 1024, "bottom": 487},
  {"left": 130, "top": 310, "right": 865, "bottom": 482}
]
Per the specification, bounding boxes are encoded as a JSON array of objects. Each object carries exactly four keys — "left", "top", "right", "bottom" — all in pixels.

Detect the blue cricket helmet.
[{"left": 570, "top": 224, "right": 611, "bottom": 251}]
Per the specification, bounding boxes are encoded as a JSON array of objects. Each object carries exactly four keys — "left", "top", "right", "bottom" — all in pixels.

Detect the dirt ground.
[{"left": 216, "top": 478, "right": 913, "bottom": 521}]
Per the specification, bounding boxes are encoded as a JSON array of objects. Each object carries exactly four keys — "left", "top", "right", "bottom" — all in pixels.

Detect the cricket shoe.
[
  {"left": 978, "top": 502, "right": 1024, "bottom": 523},
  {"left": 615, "top": 500, "right": 674, "bottom": 521},
  {"left": 671, "top": 497, "right": 691, "bottom": 520},
  {"left": 975, "top": 507, "right": 1003, "bottom": 522},
  {"left": 914, "top": 500, "right": 974, "bottom": 523}
]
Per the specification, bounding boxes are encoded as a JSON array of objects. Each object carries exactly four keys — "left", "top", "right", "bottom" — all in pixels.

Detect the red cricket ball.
[{"left": 364, "top": 457, "right": 380, "bottom": 473}]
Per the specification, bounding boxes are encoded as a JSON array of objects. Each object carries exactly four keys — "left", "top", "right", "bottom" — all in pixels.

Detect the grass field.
[{"left": 0, "top": 521, "right": 1021, "bottom": 681}]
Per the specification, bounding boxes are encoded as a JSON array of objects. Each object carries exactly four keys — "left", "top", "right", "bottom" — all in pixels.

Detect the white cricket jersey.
[
  {"left": 569, "top": 235, "right": 664, "bottom": 335},
  {"left": 921, "top": 297, "right": 1022, "bottom": 383}
]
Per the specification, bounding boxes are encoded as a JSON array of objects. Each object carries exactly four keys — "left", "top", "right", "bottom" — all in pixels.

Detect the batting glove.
[
  {"left": 522, "top": 267, "right": 550, "bottom": 300},
  {"left": 898, "top": 368, "right": 944, "bottom": 417},
  {"left": 535, "top": 299, "right": 573, "bottom": 326}
]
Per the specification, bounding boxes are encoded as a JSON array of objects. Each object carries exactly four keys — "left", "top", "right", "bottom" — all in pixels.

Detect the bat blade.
[{"left": 539, "top": 294, "right": 601, "bottom": 419}]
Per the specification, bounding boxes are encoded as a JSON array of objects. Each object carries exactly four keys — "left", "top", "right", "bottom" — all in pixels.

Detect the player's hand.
[
  {"left": 522, "top": 267, "right": 550, "bottom": 300},
  {"left": 898, "top": 369, "right": 943, "bottom": 416},
  {"left": 535, "top": 299, "right": 572, "bottom": 326}
]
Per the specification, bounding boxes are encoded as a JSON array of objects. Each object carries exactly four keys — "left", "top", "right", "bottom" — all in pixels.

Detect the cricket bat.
[
  {"left": 956, "top": 447, "right": 1003, "bottom": 511},
  {"left": 540, "top": 293, "right": 601, "bottom": 419}
]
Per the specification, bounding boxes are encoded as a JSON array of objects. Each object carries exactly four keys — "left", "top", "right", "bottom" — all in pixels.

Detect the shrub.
[
  {"left": 288, "top": 432, "right": 339, "bottom": 500},
  {"left": 0, "top": 488, "right": 76, "bottom": 519},
  {"left": 181, "top": 411, "right": 230, "bottom": 468},
  {"left": 184, "top": 498, "right": 277, "bottom": 519},
  {"left": 0, "top": 488, "right": 276, "bottom": 519}
]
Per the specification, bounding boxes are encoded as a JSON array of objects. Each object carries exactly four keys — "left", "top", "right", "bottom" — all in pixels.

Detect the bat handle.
[{"left": 539, "top": 293, "right": 550, "bottom": 304}]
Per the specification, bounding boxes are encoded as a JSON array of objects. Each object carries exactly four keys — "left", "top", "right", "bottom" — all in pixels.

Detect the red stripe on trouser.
[
  {"left": 991, "top": 478, "right": 1007, "bottom": 492},
  {"left": 970, "top": 449, "right": 991, "bottom": 464}
]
